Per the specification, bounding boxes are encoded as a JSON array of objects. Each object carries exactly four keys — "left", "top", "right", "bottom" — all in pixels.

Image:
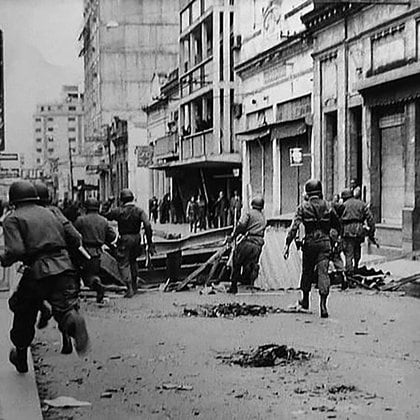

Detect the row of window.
[
  {"left": 39, "top": 106, "right": 78, "bottom": 112},
  {"left": 36, "top": 137, "right": 76, "bottom": 143},
  {"left": 35, "top": 117, "right": 77, "bottom": 123},
  {"left": 35, "top": 127, "right": 77, "bottom": 133}
]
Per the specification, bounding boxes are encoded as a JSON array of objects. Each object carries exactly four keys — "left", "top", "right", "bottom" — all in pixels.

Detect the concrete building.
[
  {"left": 235, "top": 0, "right": 314, "bottom": 218},
  {"left": 145, "top": 0, "right": 241, "bottom": 221},
  {"left": 80, "top": 0, "right": 179, "bottom": 200},
  {"left": 303, "top": 1, "right": 420, "bottom": 251},
  {"left": 32, "top": 85, "right": 100, "bottom": 201},
  {"left": 143, "top": 69, "right": 180, "bottom": 211}
]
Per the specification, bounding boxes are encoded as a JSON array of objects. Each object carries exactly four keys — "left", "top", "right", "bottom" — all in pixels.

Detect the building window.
[
  {"left": 48, "top": 148, "right": 54, "bottom": 153},
  {"left": 36, "top": 138, "right": 42, "bottom": 143},
  {"left": 36, "top": 158, "right": 41, "bottom": 164},
  {"left": 40, "top": 107, "right": 44, "bottom": 112},
  {"left": 47, "top": 127, "right": 54, "bottom": 132},
  {"left": 181, "top": 7, "right": 190, "bottom": 32},
  {"left": 70, "top": 148, "right": 76, "bottom": 154},
  {"left": 192, "top": 0, "right": 200, "bottom": 22},
  {"left": 68, "top": 106, "right": 76, "bottom": 111},
  {"left": 47, "top": 106, "right": 51, "bottom": 111},
  {"left": 36, "top": 148, "right": 42, "bottom": 153},
  {"left": 35, "top": 118, "right": 41, "bottom": 122},
  {"left": 68, "top": 117, "right": 76, "bottom": 122},
  {"left": 48, "top": 136, "right": 54, "bottom": 142},
  {"left": 47, "top": 117, "right": 54, "bottom": 122},
  {"left": 68, "top": 127, "right": 76, "bottom": 132},
  {"left": 35, "top": 128, "right": 42, "bottom": 133},
  {"left": 69, "top": 137, "right": 76, "bottom": 142}
]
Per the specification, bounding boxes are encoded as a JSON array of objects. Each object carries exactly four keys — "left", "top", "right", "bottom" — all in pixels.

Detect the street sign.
[
  {"left": 289, "top": 147, "right": 303, "bottom": 166},
  {"left": 0, "top": 152, "right": 19, "bottom": 161}
]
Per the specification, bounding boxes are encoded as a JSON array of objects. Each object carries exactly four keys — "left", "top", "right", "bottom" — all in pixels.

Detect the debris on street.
[
  {"left": 217, "top": 344, "right": 311, "bottom": 367},
  {"left": 44, "top": 396, "right": 91, "bottom": 408},
  {"left": 183, "top": 302, "right": 310, "bottom": 318},
  {"left": 159, "top": 383, "right": 193, "bottom": 391}
]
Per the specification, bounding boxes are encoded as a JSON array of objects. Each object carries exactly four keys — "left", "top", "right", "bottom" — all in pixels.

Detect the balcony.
[
  {"left": 154, "top": 133, "right": 179, "bottom": 160},
  {"left": 180, "top": 129, "right": 213, "bottom": 160}
]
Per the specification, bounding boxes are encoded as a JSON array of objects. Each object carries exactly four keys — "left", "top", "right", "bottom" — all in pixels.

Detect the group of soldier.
[
  {"left": 1, "top": 180, "right": 155, "bottom": 374},
  {"left": 1, "top": 176, "right": 373, "bottom": 375}
]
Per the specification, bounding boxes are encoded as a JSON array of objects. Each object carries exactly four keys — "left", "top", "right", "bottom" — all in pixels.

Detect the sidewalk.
[{"left": 0, "top": 293, "right": 42, "bottom": 420}]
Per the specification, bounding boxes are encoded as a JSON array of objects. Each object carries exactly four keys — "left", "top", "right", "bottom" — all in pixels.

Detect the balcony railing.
[
  {"left": 180, "top": 128, "right": 213, "bottom": 160},
  {"left": 154, "top": 133, "right": 179, "bottom": 160}
]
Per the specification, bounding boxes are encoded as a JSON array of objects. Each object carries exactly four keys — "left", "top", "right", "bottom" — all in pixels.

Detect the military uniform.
[
  {"left": 104, "top": 190, "right": 154, "bottom": 297},
  {"left": 74, "top": 201, "right": 116, "bottom": 302},
  {"left": 228, "top": 196, "right": 266, "bottom": 294},
  {"left": 1, "top": 182, "right": 89, "bottom": 373},
  {"left": 284, "top": 180, "right": 340, "bottom": 318},
  {"left": 339, "top": 192, "right": 375, "bottom": 277}
]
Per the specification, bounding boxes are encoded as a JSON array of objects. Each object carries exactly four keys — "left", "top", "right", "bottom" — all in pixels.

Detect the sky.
[{"left": 0, "top": 0, "right": 83, "bottom": 165}]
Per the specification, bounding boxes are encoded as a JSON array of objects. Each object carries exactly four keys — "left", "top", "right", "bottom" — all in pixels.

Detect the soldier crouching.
[
  {"left": 227, "top": 195, "right": 267, "bottom": 294},
  {"left": 283, "top": 179, "right": 341, "bottom": 318},
  {"left": 1, "top": 181, "right": 90, "bottom": 373}
]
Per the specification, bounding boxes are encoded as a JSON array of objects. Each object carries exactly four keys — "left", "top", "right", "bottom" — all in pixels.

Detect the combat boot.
[
  {"left": 9, "top": 347, "right": 28, "bottom": 373},
  {"left": 61, "top": 332, "right": 73, "bottom": 355},
  {"left": 320, "top": 294, "right": 328, "bottom": 318},
  {"left": 93, "top": 281, "right": 105, "bottom": 304},
  {"left": 227, "top": 280, "right": 238, "bottom": 294},
  {"left": 62, "top": 310, "right": 91, "bottom": 356},
  {"left": 298, "top": 291, "right": 310, "bottom": 310},
  {"left": 124, "top": 283, "right": 135, "bottom": 298}
]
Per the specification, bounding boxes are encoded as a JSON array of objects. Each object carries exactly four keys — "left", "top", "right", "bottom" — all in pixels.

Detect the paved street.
[{"left": 32, "top": 287, "right": 420, "bottom": 420}]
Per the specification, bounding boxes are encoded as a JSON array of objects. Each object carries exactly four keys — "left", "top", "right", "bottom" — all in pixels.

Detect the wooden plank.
[{"left": 175, "top": 244, "right": 230, "bottom": 292}]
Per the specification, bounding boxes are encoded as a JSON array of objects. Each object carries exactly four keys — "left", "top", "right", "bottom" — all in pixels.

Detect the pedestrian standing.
[
  {"left": 150, "top": 196, "right": 158, "bottom": 224},
  {"left": 283, "top": 179, "right": 341, "bottom": 318},
  {"left": 104, "top": 189, "right": 156, "bottom": 298},
  {"left": 229, "top": 190, "right": 242, "bottom": 226},
  {"left": 197, "top": 194, "right": 207, "bottom": 230},
  {"left": 338, "top": 188, "right": 375, "bottom": 279},
  {"left": 214, "top": 190, "right": 228, "bottom": 228},
  {"left": 2, "top": 181, "right": 90, "bottom": 373},
  {"left": 186, "top": 196, "right": 198, "bottom": 233},
  {"left": 74, "top": 198, "right": 117, "bottom": 303},
  {"left": 227, "top": 195, "right": 267, "bottom": 294}
]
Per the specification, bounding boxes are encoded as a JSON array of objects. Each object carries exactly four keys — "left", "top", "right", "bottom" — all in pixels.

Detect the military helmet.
[
  {"left": 120, "top": 188, "right": 134, "bottom": 203},
  {"left": 9, "top": 181, "right": 39, "bottom": 204},
  {"left": 85, "top": 198, "right": 100, "bottom": 211},
  {"left": 33, "top": 181, "right": 50, "bottom": 204},
  {"left": 341, "top": 188, "right": 353, "bottom": 201},
  {"left": 305, "top": 179, "right": 322, "bottom": 197},
  {"left": 251, "top": 195, "right": 264, "bottom": 210}
]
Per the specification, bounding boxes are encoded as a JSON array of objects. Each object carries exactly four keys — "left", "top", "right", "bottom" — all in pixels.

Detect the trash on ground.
[
  {"left": 159, "top": 383, "right": 193, "bottom": 391},
  {"left": 184, "top": 303, "right": 311, "bottom": 318},
  {"left": 44, "top": 396, "right": 91, "bottom": 408},
  {"left": 217, "top": 344, "right": 311, "bottom": 367}
]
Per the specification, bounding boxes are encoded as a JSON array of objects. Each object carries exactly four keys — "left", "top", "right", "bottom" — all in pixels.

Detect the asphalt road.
[{"left": 33, "top": 287, "right": 420, "bottom": 419}]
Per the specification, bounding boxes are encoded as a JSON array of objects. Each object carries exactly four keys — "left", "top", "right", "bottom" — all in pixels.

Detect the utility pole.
[{"left": 68, "top": 140, "right": 74, "bottom": 200}]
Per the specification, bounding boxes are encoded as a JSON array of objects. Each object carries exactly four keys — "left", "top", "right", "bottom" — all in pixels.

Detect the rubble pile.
[
  {"left": 350, "top": 266, "right": 387, "bottom": 290},
  {"left": 218, "top": 344, "right": 311, "bottom": 367},
  {"left": 184, "top": 303, "right": 286, "bottom": 318}
]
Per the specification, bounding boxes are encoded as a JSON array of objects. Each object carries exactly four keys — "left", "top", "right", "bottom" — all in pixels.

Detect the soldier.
[
  {"left": 1, "top": 181, "right": 90, "bottom": 373},
  {"left": 229, "top": 190, "right": 242, "bottom": 226},
  {"left": 283, "top": 179, "right": 340, "bottom": 318},
  {"left": 227, "top": 195, "right": 267, "bottom": 294},
  {"left": 33, "top": 181, "right": 83, "bottom": 334},
  {"left": 104, "top": 189, "right": 155, "bottom": 298},
  {"left": 339, "top": 188, "right": 375, "bottom": 279},
  {"left": 74, "top": 198, "right": 117, "bottom": 303}
]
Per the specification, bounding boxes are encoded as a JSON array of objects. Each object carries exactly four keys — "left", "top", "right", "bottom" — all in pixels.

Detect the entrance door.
[
  {"left": 280, "top": 135, "right": 311, "bottom": 214},
  {"left": 380, "top": 115, "right": 404, "bottom": 225}
]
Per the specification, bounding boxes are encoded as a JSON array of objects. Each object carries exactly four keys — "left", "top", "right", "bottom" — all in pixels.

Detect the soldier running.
[
  {"left": 104, "top": 189, "right": 156, "bottom": 298},
  {"left": 74, "top": 198, "right": 117, "bottom": 303},
  {"left": 339, "top": 188, "right": 375, "bottom": 279},
  {"left": 227, "top": 195, "right": 267, "bottom": 294},
  {"left": 1, "top": 181, "right": 90, "bottom": 373},
  {"left": 283, "top": 179, "right": 340, "bottom": 318}
]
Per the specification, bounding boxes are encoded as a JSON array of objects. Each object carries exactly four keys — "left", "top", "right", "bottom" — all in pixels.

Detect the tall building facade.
[
  {"left": 303, "top": 1, "right": 420, "bottom": 251},
  {"left": 235, "top": 0, "right": 314, "bottom": 218},
  {"left": 80, "top": 0, "right": 179, "bottom": 201},
  {"left": 32, "top": 86, "right": 100, "bottom": 201}
]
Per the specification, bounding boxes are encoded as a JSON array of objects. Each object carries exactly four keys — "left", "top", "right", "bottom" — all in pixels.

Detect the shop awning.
[
  {"left": 236, "top": 128, "right": 270, "bottom": 142},
  {"left": 271, "top": 120, "right": 307, "bottom": 140}
]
